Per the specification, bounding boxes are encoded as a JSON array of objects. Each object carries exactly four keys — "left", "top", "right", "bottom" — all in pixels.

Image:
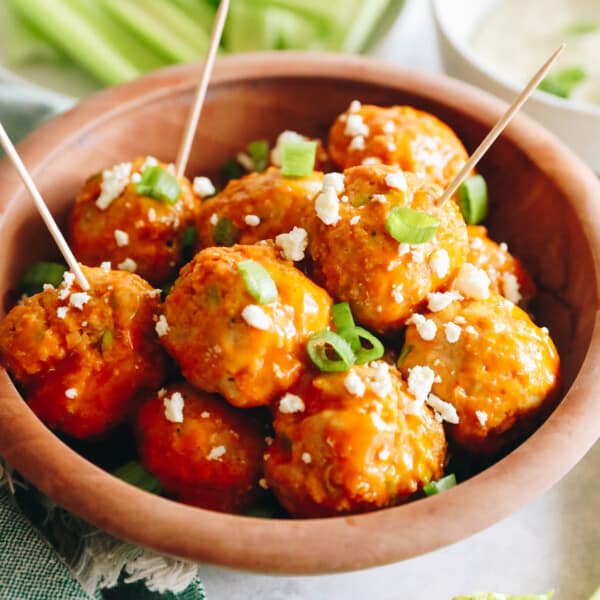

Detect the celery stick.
[
  {"left": 102, "top": 0, "right": 210, "bottom": 63},
  {"left": 8, "top": 0, "right": 141, "bottom": 84},
  {"left": 342, "top": 0, "right": 392, "bottom": 52},
  {"left": 172, "top": 0, "right": 216, "bottom": 30}
]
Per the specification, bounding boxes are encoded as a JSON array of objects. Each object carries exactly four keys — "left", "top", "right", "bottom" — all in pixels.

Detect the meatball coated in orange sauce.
[
  {"left": 196, "top": 167, "right": 322, "bottom": 249},
  {"left": 309, "top": 165, "right": 468, "bottom": 333},
  {"left": 69, "top": 157, "right": 204, "bottom": 286},
  {"left": 264, "top": 362, "right": 446, "bottom": 518},
  {"left": 328, "top": 103, "right": 469, "bottom": 187},
  {"left": 136, "top": 384, "right": 266, "bottom": 513},
  {"left": 467, "top": 225, "right": 535, "bottom": 306},
  {"left": 160, "top": 244, "right": 332, "bottom": 408},
  {"left": 0, "top": 266, "right": 168, "bottom": 438},
  {"left": 400, "top": 292, "right": 560, "bottom": 455}
]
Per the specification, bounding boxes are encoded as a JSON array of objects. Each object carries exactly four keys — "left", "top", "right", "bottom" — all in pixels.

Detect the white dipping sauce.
[{"left": 471, "top": 0, "right": 600, "bottom": 105}]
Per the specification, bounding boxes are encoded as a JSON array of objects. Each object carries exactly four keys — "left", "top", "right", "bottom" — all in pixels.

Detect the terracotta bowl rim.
[{"left": 0, "top": 52, "right": 599, "bottom": 574}]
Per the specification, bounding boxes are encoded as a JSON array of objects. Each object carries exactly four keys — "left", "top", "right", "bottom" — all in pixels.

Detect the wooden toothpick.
[
  {"left": 175, "top": 0, "right": 230, "bottom": 178},
  {"left": 0, "top": 122, "right": 90, "bottom": 291},
  {"left": 439, "top": 42, "right": 566, "bottom": 206}
]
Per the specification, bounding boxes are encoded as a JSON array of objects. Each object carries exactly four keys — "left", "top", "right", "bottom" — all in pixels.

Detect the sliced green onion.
[
  {"left": 538, "top": 67, "right": 586, "bottom": 99},
  {"left": 339, "top": 326, "right": 384, "bottom": 365},
  {"left": 112, "top": 461, "right": 161, "bottom": 494},
  {"left": 101, "top": 330, "right": 114, "bottom": 353},
  {"left": 213, "top": 216, "right": 240, "bottom": 247},
  {"left": 135, "top": 165, "right": 181, "bottom": 204},
  {"left": 307, "top": 330, "right": 355, "bottom": 372},
  {"left": 566, "top": 20, "right": 599, "bottom": 37},
  {"left": 423, "top": 473, "right": 457, "bottom": 496},
  {"left": 397, "top": 344, "right": 413, "bottom": 366},
  {"left": 458, "top": 174, "right": 488, "bottom": 225},
  {"left": 281, "top": 140, "right": 317, "bottom": 177},
  {"left": 20, "top": 262, "right": 68, "bottom": 296},
  {"left": 237, "top": 259, "right": 278, "bottom": 304},
  {"left": 247, "top": 139, "right": 270, "bottom": 172},
  {"left": 332, "top": 302, "right": 355, "bottom": 332},
  {"left": 182, "top": 226, "right": 197, "bottom": 248},
  {"left": 386, "top": 207, "right": 440, "bottom": 244},
  {"left": 221, "top": 159, "right": 245, "bottom": 184}
]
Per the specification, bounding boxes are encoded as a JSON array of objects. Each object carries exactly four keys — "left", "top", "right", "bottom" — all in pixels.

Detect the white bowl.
[{"left": 432, "top": 0, "right": 600, "bottom": 172}]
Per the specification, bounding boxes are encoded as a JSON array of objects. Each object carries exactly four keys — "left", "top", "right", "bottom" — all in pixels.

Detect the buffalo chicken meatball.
[
  {"left": 69, "top": 156, "right": 204, "bottom": 286},
  {"left": 467, "top": 225, "right": 535, "bottom": 306},
  {"left": 196, "top": 167, "right": 322, "bottom": 250},
  {"left": 160, "top": 244, "right": 332, "bottom": 408},
  {"left": 136, "top": 384, "right": 266, "bottom": 513},
  {"left": 309, "top": 165, "right": 468, "bottom": 333},
  {"left": 328, "top": 102, "right": 469, "bottom": 187},
  {"left": 264, "top": 362, "right": 446, "bottom": 517},
  {"left": 399, "top": 289, "right": 560, "bottom": 455},
  {"left": 0, "top": 265, "right": 168, "bottom": 438}
]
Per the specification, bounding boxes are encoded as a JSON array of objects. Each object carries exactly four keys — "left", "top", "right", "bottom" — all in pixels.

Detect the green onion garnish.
[
  {"left": 281, "top": 140, "right": 317, "bottom": 177},
  {"left": 340, "top": 326, "right": 384, "bottom": 365},
  {"left": 20, "top": 262, "right": 68, "bottom": 296},
  {"left": 566, "top": 20, "right": 599, "bottom": 37},
  {"left": 213, "top": 216, "right": 240, "bottom": 246},
  {"left": 332, "top": 302, "right": 355, "bottom": 332},
  {"left": 221, "top": 158, "right": 245, "bottom": 184},
  {"left": 423, "top": 473, "right": 457, "bottom": 496},
  {"left": 307, "top": 330, "right": 355, "bottom": 372},
  {"left": 397, "top": 344, "right": 413, "bottom": 366},
  {"left": 538, "top": 67, "right": 587, "bottom": 99},
  {"left": 101, "top": 330, "right": 114, "bottom": 353},
  {"left": 135, "top": 166, "right": 181, "bottom": 204},
  {"left": 112, "top": 461, "right": 162, "bottom": 494},
  {"left": 182, "top": 225, "right": 197, "bottom": 249},
  {"left": 386, "top": 207, "right": 440, "bottom": 244},
  {"left": 247, "top": 139, "right": 270, "bottom": 173},
  {"left": 458, "top": 174, "right": 488, "bottom": 225},
  {"left": 237, "top": 259, "right": 278, "bottom": 304}
]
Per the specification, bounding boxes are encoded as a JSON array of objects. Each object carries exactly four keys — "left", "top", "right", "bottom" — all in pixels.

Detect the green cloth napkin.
[{"left": 0, "top": 83, "right": 206, "bottom": 600}]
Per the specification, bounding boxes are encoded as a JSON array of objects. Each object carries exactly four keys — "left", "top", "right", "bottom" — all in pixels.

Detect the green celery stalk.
[
  {"left": 171, "top": 0, "right": 216, "bottom": 32},
  {"left": 102, "top": 0, "right": 210, "bottom": 63},
  {"left": 8, "top": 0, "right": 142, "bottom": 84},
  {"left": 342, "top": 0, "right": 392, "bottom": 52}
]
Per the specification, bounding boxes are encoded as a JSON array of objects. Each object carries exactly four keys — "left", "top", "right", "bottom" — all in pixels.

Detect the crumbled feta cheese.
[
  {"left": 378, "top": 447, "right": 391, "bottom": 460},
  {"left": 42, "top": 283, "right": 55, "bottom": 291},
  {"left": 236, "top": 152, "right": 254, "bottom": 171},
  {"left": 349, "top": 99, "right": 361, "bottom": 113},
  {"left": 193, "top": 176, "right": 216, "bottom": 197},
  {"left": 271, "top": 130, "right": 306, "bottom": 166},
  {"left": 131, "top": 172, "right": 142, "bottom": 184},
  {"left": 207, "top": 445, "right": 226, "bottom": 461},
  {"left": 143, "top": 156, "right": 158, "bottom": 169},
  {"left": 148, "top": 208, "right": 157, "bottom": 222},
  {"left": 241, "top": 305, "right": 271, "bottom": 331},
  {"left": 541, "top": 326, "right": 549, "bottom": 335},
  {"left": 209, "top": 213, "right": 219, "bottom": 226},
  {"left": 499, "top": 242, "right": 508, "bottom": 252},
  {"left": 344, "top": 370, "right": 366, "bottom": 397},
  {"left": 371, "top": 194, "right": 387, "bottom": 203},
  {"left": 469, "top": 236, "right": 483, "bottom": 250},
  {"left": 475, "top": 410, "right": 488, "bottom": 426},
  {"left": 453, "top": 263, "right": 491, "bottom": 300},
  {"left": 387, "top": 142, "right": 397, "bottom": 152},
  {"left": 259, "top": 478, "right": 269, "bottom": 489},
  {"left": 340, "top": 194, "right": 349, "bottom": 203},
  {"left": 275, "top": 226, "right": 308, "bottom": 261},
  {"left": 155, "top": 314, "right": 169, "bottom": 337},
  {"left": 244, "top": 214, "right": 261, "bottom": 227},
  {"left": 114, "top": 229, "right": 129, "bottom": 247},
  {"left": 315, "top": 186, "right": 341, "bottom": 225},
  {"left": 69, "top": 292, "right": 91, "bottom": 310},
  {"left": 345, "top": 114, "right": 369, "bottom": 137},
  {"left": 348, "top": 135, "right": 366, "bottom": 151},
  {"left": 502, "top": 272, "right": 522, "bottom": 305},
  {"left": 368, "top": 361, "right": 393, "bottom": 399},
  {"left": 117, "top": 258, "right": 137, "bottom": 273},
  {"left": 164, "top": 391, "right": 184, "bottom": 423},
  {"left": 279, "top": 393, "right": 305, "bottom": 414},
  {"left": 454, "top": 315, "right": 466, "bottom": 325},
  {"left": 57, "top": 306, "right": 68, "bottom": 319},
  {"left": 65, "top": 388, "right": 78, "bottom": 399},
  {"left": 426, "top": 393, "right": 459, "bottom": 424},
  {"left": 427, "top": 291, "right": 462, "bottom": 312},
  {"left": 96, "top": 162, "right": 131, "bottom": 210},
  {"left": 362, "top": 156, "right": 380, "bottom": 165},
  {"left": 322, "top": 172, "right": 345, "bottom": 194},
  {"left": 429, "top": 249, "right": 450, "bottom": 279},
  {"left": 407, "top": 365, "right": 435, "bottom": 403},
  {"left": 382, "top": 120, "right": 396, "bottom": 134},
  {"left": 398, "top": 243, "right": 411, "bottom": 256},
  {"left": 411, "top": 246, "right": 425, "bottom": 263},
  {"left": 303, "top": 293, "right": 319, "bottom": 314},
  {"left": 62, "top": 271, "right": 75, "bottom": 289},
  {"left": 157, "top": 388, "right": 167, "bottom": 398},
  {"left": 444, "top": 322, "right": 462, "bottom": 343},
  {"left": 301, "top": 452, "right": 312, "bottom": 464},
  {"left": 385, "top": 171, "right": 407, "bottom": 192},
  {"left": 200, "top": 411, "right": 210, "bottom": 419},
  {"left": 410, "top": 313, "right": 437, "bottom": 341},
  {"left": 391, "top": 284, "right": 404, "bottom": 304},
  {"left": 349, "top": 215, "right": 361, "bottom": 226},
  {"left": 100, "top": 261, "right": 111, "bottom": 273},
  {"left": 465, "top": 325, "right": 479, "bottom": 336}
]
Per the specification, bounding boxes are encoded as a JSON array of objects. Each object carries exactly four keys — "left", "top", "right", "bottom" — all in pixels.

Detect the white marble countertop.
[{"left": 199, "top": 3, "right": 600, "bottom": 599}]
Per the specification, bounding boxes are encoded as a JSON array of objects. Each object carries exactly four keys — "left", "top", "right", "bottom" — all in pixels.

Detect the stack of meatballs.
[{"left": 0, "top": 101, "right": 560, "bottom": 518}]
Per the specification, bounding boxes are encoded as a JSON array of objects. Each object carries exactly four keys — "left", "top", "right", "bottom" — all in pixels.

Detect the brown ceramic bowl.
[{"left": 0, "top": 53, "right": 599, "bottom": 574}]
